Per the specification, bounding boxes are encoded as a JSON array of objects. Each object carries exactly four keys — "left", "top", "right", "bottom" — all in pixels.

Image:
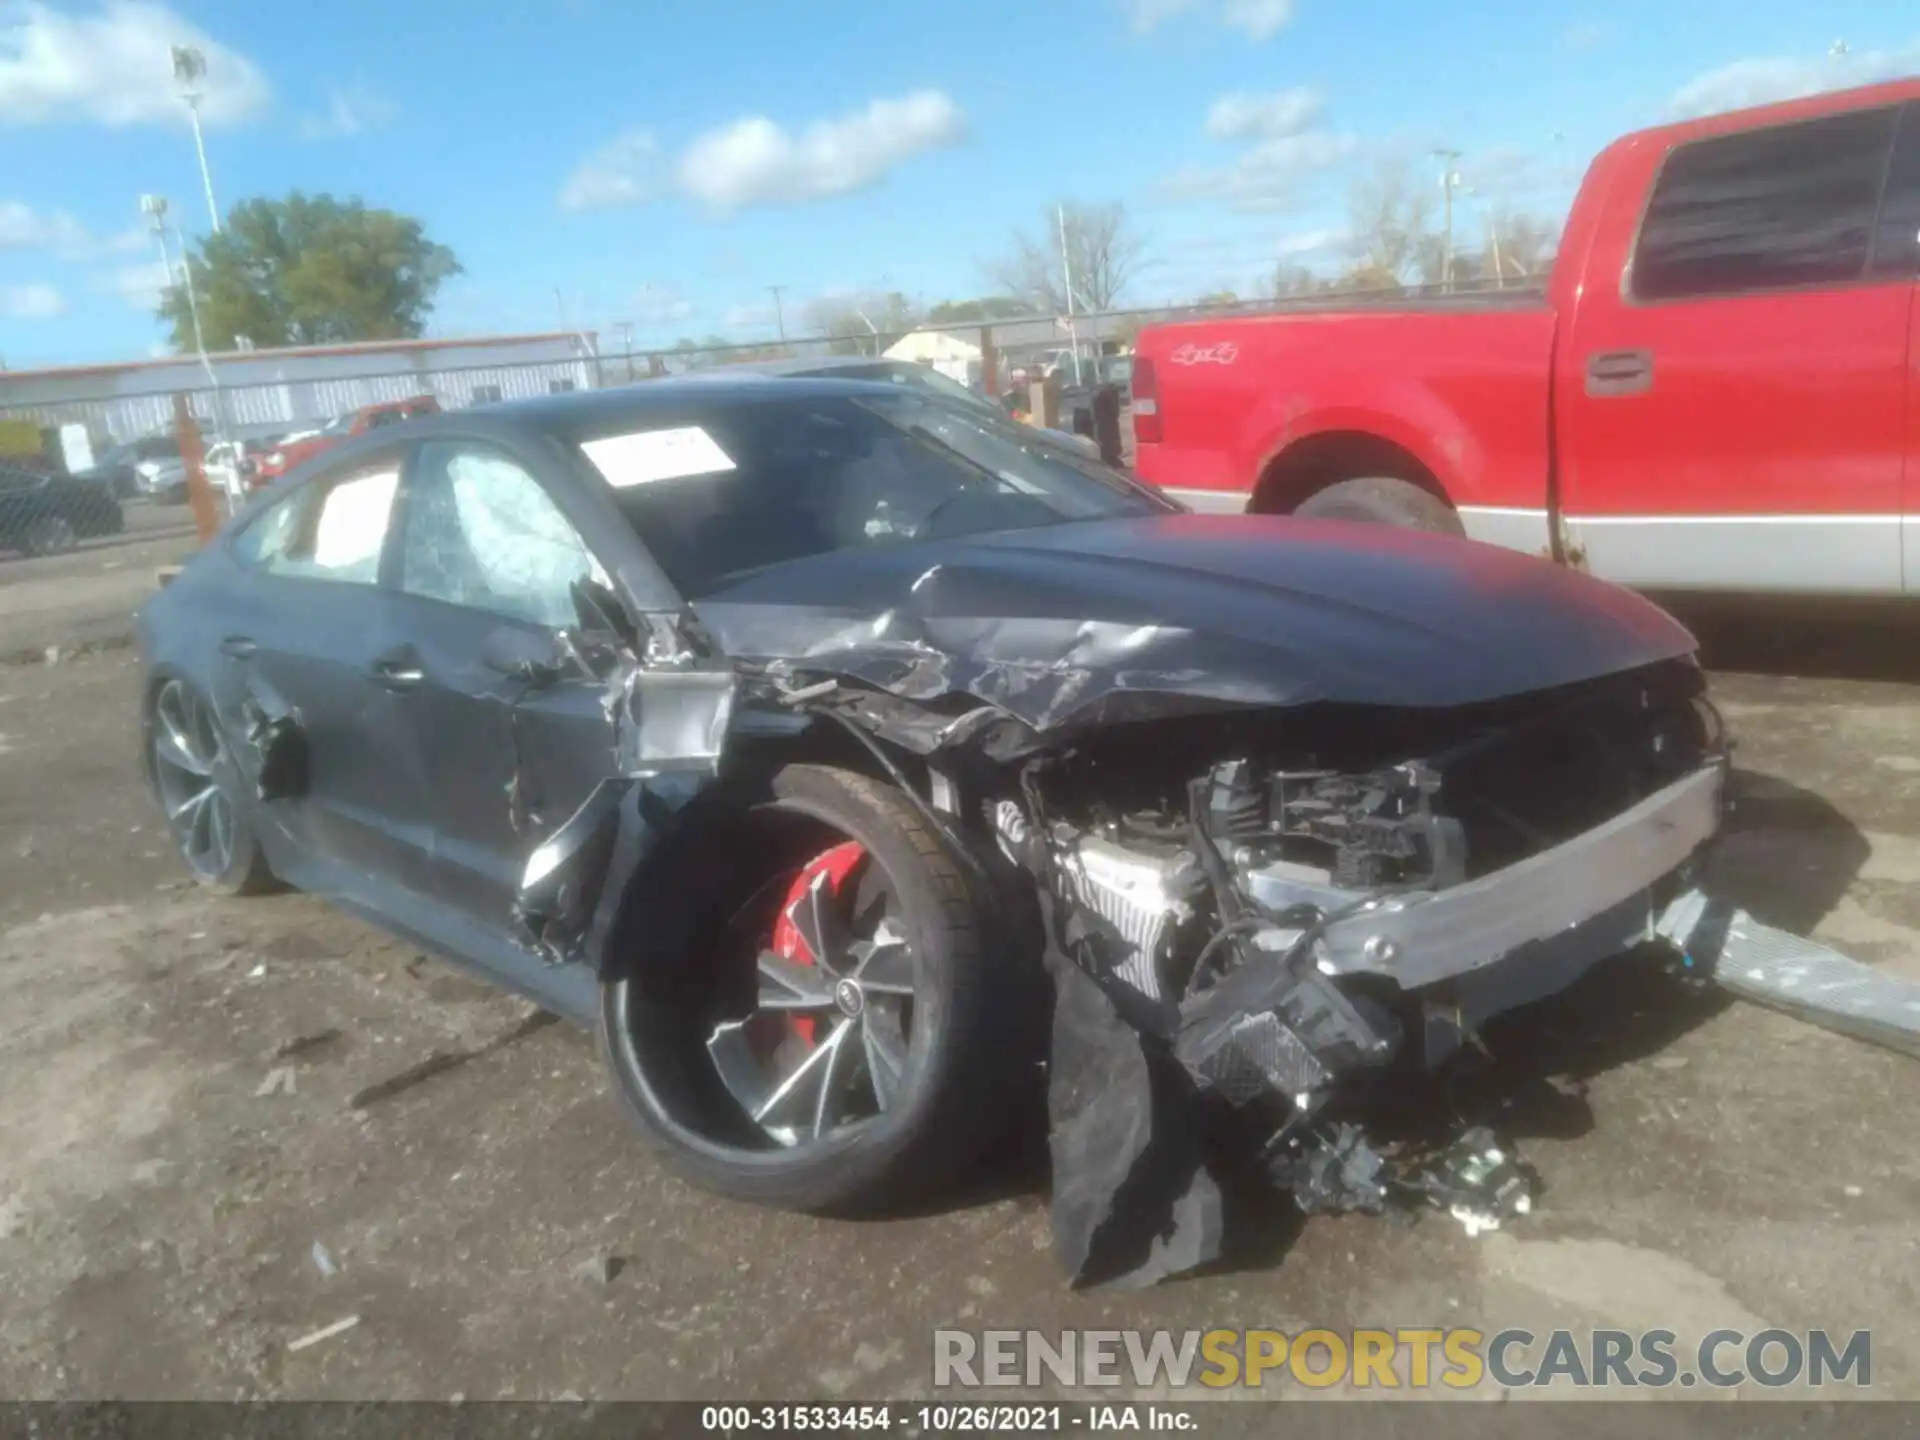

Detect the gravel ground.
[{"left": 0, "top": 601, "right": 1916, "bottom": 1414}]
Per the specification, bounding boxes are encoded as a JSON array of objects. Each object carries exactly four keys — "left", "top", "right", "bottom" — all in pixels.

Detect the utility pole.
[
  {"left": 170, "top": 47, "right": 221, "bottom": 233},
  {"left": 614, "top": 321, "right": 634, "bottom": 381},
  {"left": 1432, "top": 149, "right": 1463, "bottom": 292},
  {"left": 766, "top": 285, "right": 788, "bottom": 344},
  {"left": 1056, "top": 204, "right": 1083, "bottom": 386}
]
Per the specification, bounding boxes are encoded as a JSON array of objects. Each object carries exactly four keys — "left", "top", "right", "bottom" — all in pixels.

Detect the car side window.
[
  {"left": 398, "top": 441, "right": 598, "bottom": 629},
  {"left": 235, "top": 463, "right": 400, "bottom": 584},
  {"left": 1631, "top": 105, "right": 1899, "bottom": 302}
]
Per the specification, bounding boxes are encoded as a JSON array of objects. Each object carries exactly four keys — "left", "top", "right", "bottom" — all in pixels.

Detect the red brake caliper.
[{"left": 769, "top": 841, "right": 866, "bottom": 1046}]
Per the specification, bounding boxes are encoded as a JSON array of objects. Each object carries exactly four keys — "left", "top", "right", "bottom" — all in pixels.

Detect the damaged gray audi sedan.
[{"left": 137, "top": 377, "right": 1730, "bottom": 1285}]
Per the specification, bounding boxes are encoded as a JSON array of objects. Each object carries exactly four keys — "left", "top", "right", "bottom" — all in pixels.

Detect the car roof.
[
  {"left": 284, "top": 374, "right": 906, "bottom": 479},
  {"left": 462, "top": 374, "right": 902, "bottom": 435},
  {"left": 700, "top": 355, "right": 900, "bottom": 378}
]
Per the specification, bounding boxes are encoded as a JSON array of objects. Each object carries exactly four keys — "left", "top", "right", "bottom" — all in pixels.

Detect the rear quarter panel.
[{"left": 1134, "top": 307, "right": 1558, "bottom": 516}]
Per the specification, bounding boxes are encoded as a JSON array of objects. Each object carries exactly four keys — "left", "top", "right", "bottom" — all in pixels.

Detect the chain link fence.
[{"left": 0, "top": 277, "right": 1529, "bottom": 656}]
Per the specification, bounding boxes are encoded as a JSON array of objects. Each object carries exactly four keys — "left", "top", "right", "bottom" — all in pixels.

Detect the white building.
[{"left": 0, "top": 331, "right": 602, "bottom": 443}]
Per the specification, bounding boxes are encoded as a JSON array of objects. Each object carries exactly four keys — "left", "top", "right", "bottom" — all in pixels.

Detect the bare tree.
[
  {"left": 803, "top": 290, "right": 920, "bottom": 355},
  {"left": 1483, "top": 211, "right": 1559, "bottom": 283},
  {"left": 981, "top": 201, "right": 1147, "bottom": 315},
  {"left": 1344, "top": 158, "right": 1436, "bottom": 288}
]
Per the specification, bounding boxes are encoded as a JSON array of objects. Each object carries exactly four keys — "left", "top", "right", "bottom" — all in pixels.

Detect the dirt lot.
[{"left": 0, "top": 602, "right": 1917, "bottom": 1409}]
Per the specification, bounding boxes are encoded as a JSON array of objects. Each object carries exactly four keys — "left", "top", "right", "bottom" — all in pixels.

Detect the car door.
[
  {"left": 383, "top": 436, "right": 618, "bottom": 932},
  {"left": 211, "top": 449, "right": 439, "bottom": 897},
  {"left": 1559, "top": 101, "right": 1911, "bottom": 595}
]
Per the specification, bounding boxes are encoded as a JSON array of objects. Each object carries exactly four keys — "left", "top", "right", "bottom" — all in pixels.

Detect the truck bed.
[{"left": 1133, "top": 301, "right": 1559, "bottom": 527}]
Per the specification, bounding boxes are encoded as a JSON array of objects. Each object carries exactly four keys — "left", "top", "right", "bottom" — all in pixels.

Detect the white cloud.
[
  {"left": 1205, "top": 87, "right": 1322, "bottom": 140},
  {"left": 0, "top": 1, "right": 270, "bottom": 129},
  {"left": 0, "top": 200, "right": 151, "bottom": 259},
  {"left": 1172, "top": 88, "right": 1355, "bottom": 210},
  {"left": 630, "top": 284, "right": 697, "bottom": 329},
  {"left": 0, "top": 199, "right": 88, "bottom": 251},
  {"left": 1122, "top": 0, "right": 1293, "bottom": 41},
  {"left": 567, "top": 92, "right": 965, "bottom": 215},
  {"left": 559, "top": 128, "right": 660, "bottom": 211},
  {"left": 721, "top": 300, "right": 775, "bottom": 331},
  {"left": 300, "top": 86, "right": 396, "bottom": 139},
  {"left": 1220, "top": 0, "right": 1294, "bottom": 41},
  {"left": 0, "top": 281, "right": 64, "bottom": 318},
  {"left": 1671, "top": 45, "right": 1920, "bottom": 117},
  {"left": 1277, "top": 226, "right": 1340, "bottom": 257},
  {"left": 679, "top": 90, "right": 965, "bottom": 211},
  {"left": 98, "top": 258, "right": 171, "bottom": 309},
  {"left": 1122, "top": 0, "right": 1200, "bottom": 32}
]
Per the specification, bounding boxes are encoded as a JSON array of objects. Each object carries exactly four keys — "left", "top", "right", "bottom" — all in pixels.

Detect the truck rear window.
[{"left": 1632, "top": 105, "right": 1899, "bottom": 302}]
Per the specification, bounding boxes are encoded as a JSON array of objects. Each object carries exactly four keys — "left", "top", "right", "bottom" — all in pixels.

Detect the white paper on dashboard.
[{"left": 581, "top": 427, "right": 737, "bottom": 488}]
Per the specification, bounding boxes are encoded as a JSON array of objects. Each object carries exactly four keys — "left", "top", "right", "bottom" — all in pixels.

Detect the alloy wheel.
[
  {"left": 707, "top": 848, "right": 917, "bottom": 1147},
  {"left": 151, "top": 680, "right": 236, "bottom": 880}
]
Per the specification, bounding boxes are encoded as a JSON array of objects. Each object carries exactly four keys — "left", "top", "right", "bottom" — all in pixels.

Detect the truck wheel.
[
  {"left": 1295, "top": 476, "right": 1464, "bottom": 536},
  {"left": 597, "top": 764, "right": 1030, "bottom": 1216}
]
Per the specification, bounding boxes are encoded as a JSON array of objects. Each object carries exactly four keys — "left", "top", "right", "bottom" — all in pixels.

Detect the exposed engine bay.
[{"left": 945, "top": 659, "right": 1728, "bottom": 1285}]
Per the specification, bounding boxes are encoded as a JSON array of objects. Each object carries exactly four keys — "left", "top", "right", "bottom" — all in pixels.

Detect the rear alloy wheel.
[
  {"left": 599, "top": 765, "right": 1028, "bottom": 1215},
  {"left": 150, "top": 679, "right": 275, "bottom": 895},
  {"left": 23, "top": 514, "right": 76, "bottom": 557}
]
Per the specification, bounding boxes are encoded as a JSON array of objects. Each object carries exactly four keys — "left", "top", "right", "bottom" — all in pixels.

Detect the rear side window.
[
  {"left": 1631, "top": 105, "right": 1899, "bottom": 301},
  {"left": 231, "top": 463, "right": 400, "bottom": 585}
]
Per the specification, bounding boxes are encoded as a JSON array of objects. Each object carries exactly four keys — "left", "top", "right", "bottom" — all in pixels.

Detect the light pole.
[
  {"left": 170, "top": 47, "right": 221, "bottom": 234},
  {"left": 766, "top": 285, "right": 788, "bottom": 345},
  {"left": 143, "top": 193, "right": 230, "bottom": 494},
  {"left": 1432, "top": 149, "right": 1463, "bottom": 292}
]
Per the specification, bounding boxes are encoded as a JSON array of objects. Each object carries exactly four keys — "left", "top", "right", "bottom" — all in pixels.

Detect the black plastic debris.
[{"left": 1044, "top": 924, "right": 1224, "bottom": 1290}]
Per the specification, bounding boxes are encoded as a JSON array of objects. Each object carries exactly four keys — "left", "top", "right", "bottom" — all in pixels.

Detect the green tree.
[{"left": 159, "top": 192, "right": 461, "bottom": 351}]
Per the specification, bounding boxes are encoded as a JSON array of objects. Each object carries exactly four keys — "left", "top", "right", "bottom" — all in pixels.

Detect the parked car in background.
[
  {"left": 206, "top": 437, "right": 283, "bottom": 499},
  {"left": 1131, "top": 78, "right": 1920, "bottom": 596},
  {"left": 701, "top": 355, "right": 1104, "bottom": 456},
  {"left": 0, "top": 463, "right": 125, "bottom": 556},
  {"left": 135, "top": 452, "right": 190, "bottom": 503},
  {"left": 251, "top": 396, "right": 441, "bottom": 486},
  {"left": 79, "top": 435, "right": 180, "bottom": 500}
]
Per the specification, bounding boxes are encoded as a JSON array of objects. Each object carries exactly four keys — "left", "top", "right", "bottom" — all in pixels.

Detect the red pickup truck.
[
  {"left": 249, "top": 394, "right": 441, "bottom": 489},
  {"left": 1132, "top": 79, "right": 1920, "bottom": 595}
]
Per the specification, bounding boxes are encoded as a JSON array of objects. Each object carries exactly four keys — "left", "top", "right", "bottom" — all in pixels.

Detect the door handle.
[
  {"left": 369, "top": 655, "right": 425, "bottom": 691},
  {"left": 1585, "top": 349, "right": 1654, "bottom": 398},
  {"left": 219, "top": 635, "right": 256, "bottom": 659}
]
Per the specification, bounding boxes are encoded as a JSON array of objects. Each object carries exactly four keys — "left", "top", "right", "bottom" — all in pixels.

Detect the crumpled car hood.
[{"left": 692, "top": 513, "right": 1697, "bottom": 732}]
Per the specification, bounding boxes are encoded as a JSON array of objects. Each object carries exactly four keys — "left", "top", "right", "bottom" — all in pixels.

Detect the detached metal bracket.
[{"left": 1658, "top": 890, "right": 1920, "bottom": 1061}]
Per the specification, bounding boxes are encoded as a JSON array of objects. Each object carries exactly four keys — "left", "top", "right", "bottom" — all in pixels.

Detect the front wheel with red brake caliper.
[{"left": 597, "top": 764, "right": 1032, "bottom": 1215}]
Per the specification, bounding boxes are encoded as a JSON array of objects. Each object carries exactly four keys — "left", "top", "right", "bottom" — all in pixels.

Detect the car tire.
[
  {"left": 597, "top": 763, "right": 1030, "bottom": 1216},
  {"left": 149, "top": 678, "right": 277, "bottom": 897},
  {"left": 23, "top": 514, "right": 77, "bottom": 557},
  {"left": 1294, "top": 475, "right": 1465, "bottom": 536}
]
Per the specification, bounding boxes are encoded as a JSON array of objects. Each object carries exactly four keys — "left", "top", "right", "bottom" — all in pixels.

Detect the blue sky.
[{"left": 0, "top": 0, "right": 1916, "bottom": 368}]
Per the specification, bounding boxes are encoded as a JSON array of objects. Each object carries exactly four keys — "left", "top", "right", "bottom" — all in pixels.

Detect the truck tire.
[
  {"left": 597, "top": 764, "right": 1029, "bottom": 1216},
  {"left": 1295, "top": 476, "right": 1464, "bottom": 537}
]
